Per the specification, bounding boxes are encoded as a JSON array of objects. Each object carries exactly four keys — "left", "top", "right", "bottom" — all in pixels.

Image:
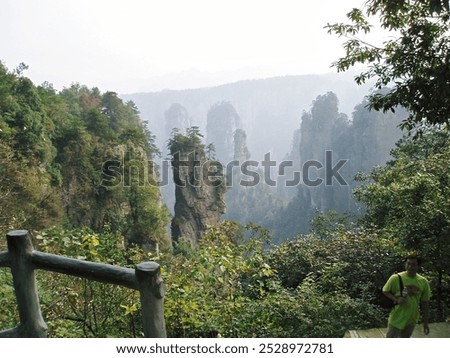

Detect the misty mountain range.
[{"left": 121, "top": 72, "right": 374, "bottom": 162}]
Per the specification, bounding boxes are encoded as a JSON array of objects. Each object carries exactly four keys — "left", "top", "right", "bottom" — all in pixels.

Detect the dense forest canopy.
[{"left": 0, "top": 62, "right": 170, "bottom": 248}]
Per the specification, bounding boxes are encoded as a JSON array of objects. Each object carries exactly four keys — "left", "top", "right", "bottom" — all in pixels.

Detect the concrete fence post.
[
  {"left": 7, "top": 230, "right": 47, "bottom": 338},
  {"left": 135, "top": 262, "right": 167, "bottom": 338}
]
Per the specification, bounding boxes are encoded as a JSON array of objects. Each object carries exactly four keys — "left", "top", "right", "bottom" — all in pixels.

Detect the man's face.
[{"left": 405, "top": 258, "right": 419, "bottom": 276}]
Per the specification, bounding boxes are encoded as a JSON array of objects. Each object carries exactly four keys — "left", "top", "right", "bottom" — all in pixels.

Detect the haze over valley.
[{"left": 122, "top": 72, "right": 405, "bottom": 240}]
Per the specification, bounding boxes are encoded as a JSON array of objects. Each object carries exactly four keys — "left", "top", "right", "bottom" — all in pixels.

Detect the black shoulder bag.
[{"left": 379, "top": 273, "right": 404, "bottom": 309}]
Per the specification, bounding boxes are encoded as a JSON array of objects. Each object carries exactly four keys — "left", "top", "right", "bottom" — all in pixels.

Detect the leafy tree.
[
  {"left": 101, "top": 91, "right": 127, "bottom": 131},
  {"left": 326, "top": 0, "right": 450, "bottom": 130},
  {"left": 122, "top": 148, "right": 170, "bottom": 249},
  {"left": 167, "top": 126, "right": 204, "bottom": 156},
  {"left": 354, "top": 129, "right": 450, "bottom": 320},
  {"left": 82, "top": 108, "right": 115, "bottom": 141},
  {"left": 0, "top": 63, "right": 61, "bottom": 232}
]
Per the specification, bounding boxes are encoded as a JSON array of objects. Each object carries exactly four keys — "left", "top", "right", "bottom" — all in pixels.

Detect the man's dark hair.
[{"left": 405, "top": 254, "right": 422, "bottom": 266}]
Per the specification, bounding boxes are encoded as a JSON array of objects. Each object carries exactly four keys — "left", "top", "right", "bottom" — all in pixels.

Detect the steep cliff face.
[
  {"left": 164, "top": 103, "right": 192, "bottom": 139},
  {"left": 298, "top": 92, "right": 351, "bottom": 214},
  {"left": 169, "top": 128, "right": 226, "bottom": 247},
  {"left": 206, "top": 101, "right": 242, "bottom": 164}
]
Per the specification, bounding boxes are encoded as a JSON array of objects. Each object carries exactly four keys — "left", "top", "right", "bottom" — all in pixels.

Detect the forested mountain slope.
[{"left": 0, "top": 63, "right": 170, "bottom": 249}]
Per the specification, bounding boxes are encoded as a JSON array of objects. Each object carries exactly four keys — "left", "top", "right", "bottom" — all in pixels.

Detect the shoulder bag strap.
[{"left": 397, "top": 273, "right": 404, "bottom": 296}]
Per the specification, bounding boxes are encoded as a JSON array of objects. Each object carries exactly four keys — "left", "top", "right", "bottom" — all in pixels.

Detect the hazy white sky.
[{"left": 1, "top": 0, "right": 368, "bottom": 94}]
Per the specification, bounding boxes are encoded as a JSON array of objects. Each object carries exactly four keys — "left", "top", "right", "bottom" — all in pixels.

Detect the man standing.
[{"left": 382, "top": 254, "right": 431, "bottom": 338}]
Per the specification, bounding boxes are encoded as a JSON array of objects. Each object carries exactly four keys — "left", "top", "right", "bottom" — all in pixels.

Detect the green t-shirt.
[{"left": 382, "top": 271, "right": 431, "bottom": 330}]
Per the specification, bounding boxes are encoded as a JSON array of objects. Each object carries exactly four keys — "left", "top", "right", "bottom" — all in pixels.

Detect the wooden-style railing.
[{"left": 0, "top": 230, "right": 166, "bottom": 338}]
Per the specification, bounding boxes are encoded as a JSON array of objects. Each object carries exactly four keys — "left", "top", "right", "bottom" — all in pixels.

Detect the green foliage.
[
  {"left": 1, "top": 220, "right": 437, "bottom": 337},
  {"left": 153, "top": 221, "right": 390, "bottom": 337},
  {"left": 268, "top": 229, "right": 405, "bottom": 296},
  {"left": 326, "top": 0, "right": 450, "bottom": 130},
  {"left": 125, "top": 182, "right": 171, "bottom": 249},
  {"left": 0, "top": 62, "right": 170, "bottom": 248},
  {"left": 32, "top": 227, "right": 148, "bottom": 337},
  {"left": 355, "top": 130, "right": 450, "bottom": 262},
  {"left": 309, "top": 211, "right": 355, "bottom": 240},
  {"left": 354, "top": 129, "right": 450, "bottom": 319},
  {"left": 0, "top": 227, "right": 140, "bottom": 336},
  {"left": 0, "top": 269, "right": 18, "bottom": 329},
  {"left": 167, "top": 126, "right": 204, "bottom": 156},
  {"left": 0, "top": 63, "right": 172, "bottom": 337},
  {"left": 0, "top": 63, "right": 61, "bottom": 232}
]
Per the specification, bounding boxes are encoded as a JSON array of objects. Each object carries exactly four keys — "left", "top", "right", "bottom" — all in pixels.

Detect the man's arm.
[
  {"left": 421, "top": 301, "right": 430, "bottom": 335},
  {"left": 382, "top": 291, "right": 406, "bottom": 305}
]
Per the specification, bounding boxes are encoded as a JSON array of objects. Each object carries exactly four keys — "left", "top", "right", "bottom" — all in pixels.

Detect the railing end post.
[
  {"left": 135, "top": 261, "right": 166, "bottom": 338},
  {"left": 6, "top": 230, "right": 34, "bottom": 255},
  {"left": 7, "top": 229, "right": 29, "bottom": 238},
  {"left": 6, "top": 229, "right": 47, "bottom": 338}
]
